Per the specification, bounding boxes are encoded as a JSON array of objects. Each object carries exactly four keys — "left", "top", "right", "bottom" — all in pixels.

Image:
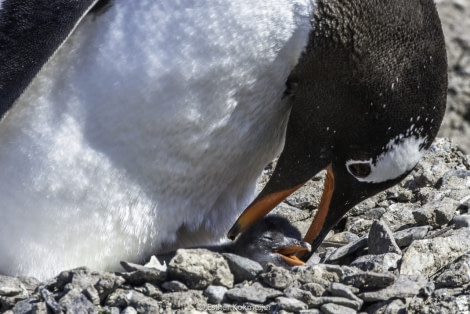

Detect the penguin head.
[{"left": 228, "top": 0, "right": 447, "bottom": 253}]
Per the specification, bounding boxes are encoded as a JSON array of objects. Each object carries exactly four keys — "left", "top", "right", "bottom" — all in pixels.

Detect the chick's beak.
[{"left": 276, "top": 240, "right": 311, "bottom": 266}]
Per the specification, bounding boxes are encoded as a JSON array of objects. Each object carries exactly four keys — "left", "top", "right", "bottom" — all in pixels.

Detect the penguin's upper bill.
[{"left": 228, "top": 0, "right": 447, "bottom": 253}]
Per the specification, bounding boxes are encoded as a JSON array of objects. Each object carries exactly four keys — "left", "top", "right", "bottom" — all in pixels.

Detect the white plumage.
[{"left": 0, "top": 0, "right": 313, "bottom": 279}]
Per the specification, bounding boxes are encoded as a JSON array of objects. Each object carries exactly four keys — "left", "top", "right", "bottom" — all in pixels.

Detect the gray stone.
[
  {"left": 59, "top": 288, "right": 98, "bottom": 314},
  {"left": 327, "top": 231, "right": 360, "bottom": 244},
  {"left": 342, "top": 271, "right": 396, "bottom": 290},
  {"left": 325, "top": 236, "right": 368, "bottom": 262},
  {"left": 225, "top": 282, "right": 282, "bottom": 303},
  {"left": 301, "top": 282, "right": 326, "bottom": 297},
  {"left": 434, "top": 254, "right": 470, "bottom": 288},
  {"left": 260, "top": 264, "right": 295, "bottom": 289},
  {"left": 284, "top": 287, "right": 316, "bottom": 307},
  {"left": 358, "top": 274, "right": 428, "bottom": 302},
  {"left": 95, "top": 272, "right": 125, "bottom": 303},
  {"left": 400, "top": 228, "right": 470, "bottom": 278},
  {"left": 393, "top": 225, "right": 430, "bottom": 247},
  {"left": 41, "top": 288, "right": 62, "bottom": 314},
  {"left": 160, "top": 290, "right": 206, "bottom": 310},
  {"left": 320, "top": 302, "right": 357, "bottom": 314},
  {"left": 412, "top": 197, "right": 458, "bottom": 227},
  {"left": 161, "top": 280, "right": 188, "bottom": 292},
  {"left": 329, "top": 282, "right": 363, "bottom": 307},
  {"left": 204, "top": 285, "right": 227, "bottom": 304},
  {"left": 120, "top": 261, "right": 167, "bottom": 285},
  {"left": 168, "top": 249, "right": 233, "bottom": 289},
  {"left": 368, "top": 220, "right": 401, "bottom": 255},
  {"left": 83, "top": 286, "right": 101, "bottom": 306},
  {"left": 381, "top": 203, "right": 418, "bottom": 231},
  {"left": 276, "top": 296, "right": 308, "bottom": 311},
  {"left": 344, "top": 217, "right": 374, "bottom": 236},
  {"left": 350, "top": 253, "right": 401, "bottom": 273},
  {"left": 8, "top": 298, "right": 47, "bottom": 314},
  {"left": 133, "top": 282, "right": 162, "bottom": 300},
  {"left": 106, "top": 289, "right": 162, "bottom": 312},
  {"left": 222, "top": 253, "right": 263, "bottom": 283},
  {"left": 121, "top": 307, "right": 138, "bottom": 314},
  {"left": 0, "top": 276, "right": 26, "bottom": 297},
  {"left": 451, "top": 214, "right": 470, "bottom": 228},
  {"left": 299, "top": 310, "right": 321, "bottom": 314}
]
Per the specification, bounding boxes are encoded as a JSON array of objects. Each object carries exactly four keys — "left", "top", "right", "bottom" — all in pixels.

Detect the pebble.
[
  {"left": 222, "top": 253, "right": 263, "bottom": 283},
  {"left": 204, "top": 285, "right": 227, "bottom": 304},
  {"left": 225, "top": 282, "right": 282, "bottom": 303},
  {"left": 350, "top": 253, "right": 401, "bottom": 273},
  {"left": 320, "top": 302, "right": 357, "bottom": 314},
  {"left": 276, "top": 296, "right": 308, "bottom": 311},
  {"left": 167, "top": 249, "right": 234, "bottom": 289},
  {"left": 368, "top": 219, "right": 401, "bottom": 255}
]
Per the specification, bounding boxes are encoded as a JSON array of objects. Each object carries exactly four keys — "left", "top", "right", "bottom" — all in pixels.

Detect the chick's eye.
[{"left": 347, "top": 162, "right": 371, "bottom": 178}]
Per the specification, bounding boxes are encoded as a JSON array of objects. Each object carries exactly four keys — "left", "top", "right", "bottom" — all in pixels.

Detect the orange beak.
[{"left": 228, "top": 164, "right": 336, "bottom": 257}]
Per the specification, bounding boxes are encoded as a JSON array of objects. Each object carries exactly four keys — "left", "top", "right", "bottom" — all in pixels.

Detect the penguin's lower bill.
[{"left": 276, "top": 242, "right": 311, "bottom": 266}]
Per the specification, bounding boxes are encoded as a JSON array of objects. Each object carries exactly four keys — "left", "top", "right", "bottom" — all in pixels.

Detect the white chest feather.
[{"left": 0, "top": 0, "right": 313, "bottom": 279}]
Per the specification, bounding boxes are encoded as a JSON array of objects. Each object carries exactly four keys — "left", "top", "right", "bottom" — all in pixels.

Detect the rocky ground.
[
  {"left": 1, "top": 0, "right": 470, "bottom": 313},
  {"left": 437, "top": 0, "right": 470, "bottom": 153}
]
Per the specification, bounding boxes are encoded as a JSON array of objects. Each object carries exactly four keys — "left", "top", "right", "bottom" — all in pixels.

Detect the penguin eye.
[{"left": 347, "top": 162, "right": 371, "bottom": 178}]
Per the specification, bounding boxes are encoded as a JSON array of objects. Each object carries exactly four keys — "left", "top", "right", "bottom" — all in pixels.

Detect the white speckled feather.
[{"left": 0, "top": 0, "right": 313, "bottom": 279}]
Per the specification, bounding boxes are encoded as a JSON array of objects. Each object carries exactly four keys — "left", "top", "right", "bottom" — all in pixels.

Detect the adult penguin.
[{"left": 0, "top": 0, "right": 446, "bottom": 279}]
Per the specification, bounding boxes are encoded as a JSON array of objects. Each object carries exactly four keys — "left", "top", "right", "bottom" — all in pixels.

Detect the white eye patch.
[{"left": 346, "top": 135, "right": 427, "bottom": 183}]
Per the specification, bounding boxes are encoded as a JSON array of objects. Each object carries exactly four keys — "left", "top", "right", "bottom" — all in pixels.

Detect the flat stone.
[
  {"left": 413, "top": 197, "right": 458, "bottom": 227},
  {"left": 381, "top": 203, "right": 418, "bottom": 231},
  {"left": 393, "top": 226, "right": 431, "bottom": 247},
  {"left": 451, "top": 214, "right": 470, "bottom": 228},
  {"left": 160, "top": 290, "right": 206, "bottom": 310},
  {"left": 276, "top": 296, "right": 308, "bottom": 311},
  {"left": 0, "top": 276, "right": 25, "bottom": 297},
  {"left": 350, "top": 253, "right": 401, "bottom": 273},
  {"left": 327, "top": 231, "right": 360, "bottom": 244},
  {"left": 342, "top": 271, "right": 396, "bottom": 290},
  {"left": 358, "top": 274, "right": 428, "bottom": 302},
  {"left": 320, "top": 302, "right": 357, "bottom": 314},
  {"left": 161, "top": 280, "right": 188, "bottom": 292},
  {"left": 121, "top": 307, "right": 138, "bottom": 314},
  {"left": 106, "top": 289, "right": 162, "bottom": 312},
  {"left": 260, "top": 264, "right": 295, "bottom": 289},
  {"left": 400, "top": 228, "right": 470, "bottom": 278},
  {"left": 325, "top": 236, "right": 368, "bottom": 262},
  {"left": 204, "top": 285, "right": 227, "bottom": 304},
  {"left": 120, "top": 261, "right": 167, "bottom": 285},
  {"left": 168, "top": 249, "right": 233, "bottom": 289},
  {"left": 309, "top": 296, "right": 362, "bottom": 311},
  {"left": 59, "top": 288, "right": 98, "bottom": 314},
  {"left": 225, "top": 282, "right": 282, "bottom": 303},
  {"left": 41, "top": 288, "right": 62, "bottom": 313},
  {"left": 368, "top": 220, "right": 401, "bottom": 255},
  {"left": 301, "top": 282, "right": 326, "bottom": 297},
  {"left": 329, "top": 282, "right": 363, "bottom": 307},
  {"left": 222, "top": 253, "right": 263, "bottom": 283},
  {"left": 8, "top": 298, "right": 47, "bottom": 314},
  {"left": 434, "top": 254, "right": 470, "bottom": 288},
  {"left": 284, "top": 287, "right": 316, "bottom": 307}
]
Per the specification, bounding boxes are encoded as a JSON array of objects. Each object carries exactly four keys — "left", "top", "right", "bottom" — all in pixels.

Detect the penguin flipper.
[{"left": 0, "top": 0, "right": 101, "bottom": 119}]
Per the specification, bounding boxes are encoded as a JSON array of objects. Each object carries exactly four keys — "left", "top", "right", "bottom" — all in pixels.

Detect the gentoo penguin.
[
  {"left": 158, "top": 215, "right": 311, "bottom": 267},
  {"left": 0, "top": 0, "right": 446, "bottom": 280}
]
